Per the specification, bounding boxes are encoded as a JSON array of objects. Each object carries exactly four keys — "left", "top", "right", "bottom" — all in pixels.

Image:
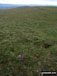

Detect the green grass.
[{"left": 0, "top": 6, "right": 57, "bottom": 76}]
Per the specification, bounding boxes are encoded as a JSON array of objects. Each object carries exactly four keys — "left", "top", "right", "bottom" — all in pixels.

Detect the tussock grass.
[{"left": 0, "top": 6, "right": 57, "bottom": 76}]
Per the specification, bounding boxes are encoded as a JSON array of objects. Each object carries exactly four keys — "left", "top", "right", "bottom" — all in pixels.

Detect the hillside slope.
[{"left": 0, "top": 7, "right": 57, "bottom": 76}]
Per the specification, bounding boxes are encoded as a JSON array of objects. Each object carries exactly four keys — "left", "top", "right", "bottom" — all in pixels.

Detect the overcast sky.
[{"left": 0, "top": 0, "right": 57, "bottom": 6}]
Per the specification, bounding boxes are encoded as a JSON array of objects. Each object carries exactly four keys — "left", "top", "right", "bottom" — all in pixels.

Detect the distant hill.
[
  {"left": 0, "top": 4, "right": 57, "bottom": 9},
  {"left": 0, "top": 4, "right": 24, "bottom": 9}
]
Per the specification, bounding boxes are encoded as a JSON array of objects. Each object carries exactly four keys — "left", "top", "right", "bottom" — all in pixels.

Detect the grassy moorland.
[{"left": 0, "top": 6, "right": 57, "bottom": 76}]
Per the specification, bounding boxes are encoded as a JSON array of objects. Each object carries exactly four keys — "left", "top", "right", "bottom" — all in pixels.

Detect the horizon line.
[{"left": 0, "top": 3, "right": 57, "bottom": 6}]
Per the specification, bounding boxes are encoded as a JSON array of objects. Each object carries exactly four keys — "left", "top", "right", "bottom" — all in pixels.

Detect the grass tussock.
[{"left": 0, "top": 6, "right": 57, "bottom": 76}]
